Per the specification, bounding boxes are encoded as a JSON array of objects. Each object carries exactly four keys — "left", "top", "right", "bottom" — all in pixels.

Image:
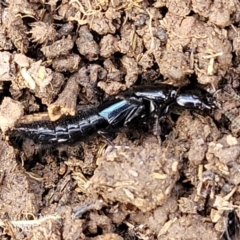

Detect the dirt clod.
[{"left": 87, "top": 135, "right": 180, "bottom": 212}]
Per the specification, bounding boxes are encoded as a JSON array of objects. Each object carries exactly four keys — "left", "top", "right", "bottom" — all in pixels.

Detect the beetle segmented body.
[
  {"left": 11, "top": 97, "right": 145, "bottom": 145},
  {"left": 8, "top": 84, "right": 220, "bottom": 146}
]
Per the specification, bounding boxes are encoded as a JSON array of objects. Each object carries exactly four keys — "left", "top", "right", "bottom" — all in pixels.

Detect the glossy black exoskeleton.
[
  {"left": 122, "top": 84, "right": 220, "bottom": 139},
  {"left": 124, "top": 84, "right": 179, "bottom": 116},
  {"left": 125, "top": 84, "right": 219, "bottom": 117},
  {"left": 8, "top": 84, "right": 220, "bottom": 146},
  {"left": 222, "top": 210, "right": 240, "bottom": 240},
  {"left": 11, "top": 97, "right": 145, "bottom": 145},
  {"left": 176, "top": 87, "right": 220, "bottom": 111}
]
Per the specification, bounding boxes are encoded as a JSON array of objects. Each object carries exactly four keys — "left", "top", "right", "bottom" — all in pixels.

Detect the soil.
[{"left": 0, "top": 0, "right": 240, "bottom": 239}]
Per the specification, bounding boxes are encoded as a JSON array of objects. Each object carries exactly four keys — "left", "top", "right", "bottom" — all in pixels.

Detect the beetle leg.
[
  {"left": 152, "top": 113, "right": 162, "bottom": 144},
  {"left": 97, "top": 127, "right": 116, "bottom": 147},
  {"left": 123, "top": 104, "right": 145, "bottom": 126}
]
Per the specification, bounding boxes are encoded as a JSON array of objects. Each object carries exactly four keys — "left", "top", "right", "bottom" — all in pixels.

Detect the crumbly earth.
[{"left": 0, "top": 0, "right": 240, "bottom": 239}]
